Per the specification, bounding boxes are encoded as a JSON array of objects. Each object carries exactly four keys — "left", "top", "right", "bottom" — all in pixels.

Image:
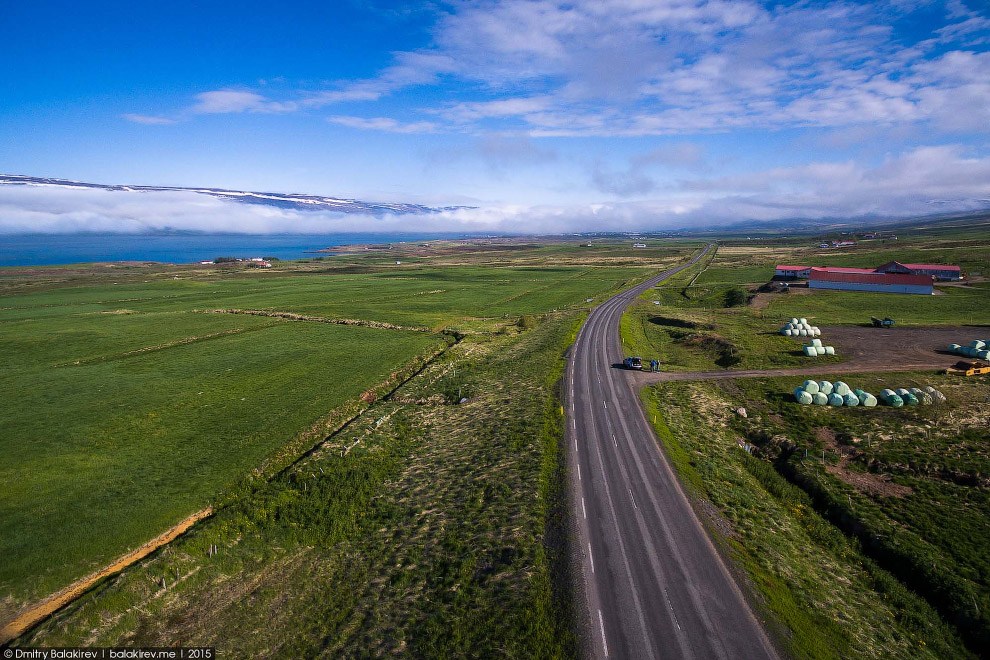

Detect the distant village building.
[{"left": 632, "top": 242, "right": 647, "bottom": 248}]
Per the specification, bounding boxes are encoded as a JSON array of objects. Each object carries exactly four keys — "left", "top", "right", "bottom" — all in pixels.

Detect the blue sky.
[{"left": 1, "top": 0, "right": 989, "bottom": 233}]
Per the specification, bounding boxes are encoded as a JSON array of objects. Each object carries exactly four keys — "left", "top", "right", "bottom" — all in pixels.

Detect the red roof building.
[{"left": 809, "top": 267, "right": 933, "bottom": 295}]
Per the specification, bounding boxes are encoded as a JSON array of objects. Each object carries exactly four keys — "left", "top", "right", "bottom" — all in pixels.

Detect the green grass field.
[
  {"left": 0, "top": 252, "right": 656, "bottom": 623},
  {"left": 18, "top": 312, "right": 582, "bottom": 657}
]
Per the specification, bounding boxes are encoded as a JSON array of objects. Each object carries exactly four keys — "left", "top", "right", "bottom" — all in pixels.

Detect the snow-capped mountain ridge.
[{"left": 0, "top": 174, "right": 467, "bottom": 215}]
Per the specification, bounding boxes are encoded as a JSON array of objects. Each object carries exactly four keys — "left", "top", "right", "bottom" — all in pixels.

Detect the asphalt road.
[{"left": 565, "top": 247, "right": 778, "bottom": 659}]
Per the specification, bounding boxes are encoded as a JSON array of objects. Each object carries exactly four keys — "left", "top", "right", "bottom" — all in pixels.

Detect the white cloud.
[
  {"left": 3, "top": 145, "right": 987, "bottom": 235},
  {"left": 327, "top": 115, "right": 439, "bottom": 133},
  {"left": 121, "top": 113, "right": 177, "bottom": 125},
  {"left": 191, "top": 90, "right": 298, "bottom": 114}
]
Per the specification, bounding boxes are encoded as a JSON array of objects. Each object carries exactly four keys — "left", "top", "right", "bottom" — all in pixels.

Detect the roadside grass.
[
  {"left": 20, "top": 314, "right": 581, "bottom": 657},
  {"left": 642, "top": 382, "right": 972, "bottom": 659},
  {"left": 724, "top": 373, "right": 990, "bottom": 653}
]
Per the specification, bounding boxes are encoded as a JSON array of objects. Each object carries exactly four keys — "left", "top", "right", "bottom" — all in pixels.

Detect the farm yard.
[{"left": 629, "top": 224, "right": 990, "bottom": 658}]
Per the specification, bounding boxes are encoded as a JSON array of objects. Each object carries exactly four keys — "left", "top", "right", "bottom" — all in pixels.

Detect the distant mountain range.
[{"left": 0, "top": 174, "right": 469, "bottom": 216}]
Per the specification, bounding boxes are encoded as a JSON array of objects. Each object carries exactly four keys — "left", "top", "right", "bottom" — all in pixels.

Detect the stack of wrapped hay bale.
[
  {"left": 793, "top": 380, "right": 876, "bottom": 406},
  {"left": 781, "top": 317, "right": 821, "bottom": 337},
  {"left": 880, "top": 385, "right": 946, "bottom": 407},
  {"left": 802, "top": 338, "right": 836, "bottom": 357},
  {"left": 946, "top": 339, "right": 990, "bottom": 360}
]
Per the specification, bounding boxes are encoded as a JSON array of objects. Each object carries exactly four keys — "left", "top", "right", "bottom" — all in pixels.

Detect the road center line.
[
  {"left": 577, "top": 463, "right": 582, "bottom": 480},
  {"left": 582, "top": 496, "right": 587, "bottom": 519},
  {"left": 588, "top": 542, "right": 595, "bottom": 574}
]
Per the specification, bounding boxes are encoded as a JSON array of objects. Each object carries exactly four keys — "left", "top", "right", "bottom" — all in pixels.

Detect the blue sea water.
[{"left": 0, "top": 233, "right": 462, "bottom": 267}]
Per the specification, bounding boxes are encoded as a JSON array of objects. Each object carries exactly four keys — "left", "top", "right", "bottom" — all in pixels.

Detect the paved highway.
[{"left": 565, "top": 247, "right": 778, "bottom": 659}]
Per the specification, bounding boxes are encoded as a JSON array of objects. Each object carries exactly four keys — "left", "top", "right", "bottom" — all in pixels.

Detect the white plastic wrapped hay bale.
[
  {"left": 802, "top": 379, "right": 820, "bottom": 394},
  {"left": 828, "top": 392, "right": 844, "bottom": 406},
  {"left": 791, "top": 318, "right": 799, "bottom": 326},
  {"left": 782, "top": 328, "right": 792, "bottom": 336},
  {"left": 803, "top": 346, "right": 819, "bottom": 357},
  {"left": 910, "top": 388, "right": 933, "bottom": 405},
  {"left": 896, "top": 388, "right": 911, "bottom": 397},
  {"left": 813, "top": 327, "right": 822, "bottom": 337},
  {"left": 824, "top": 346, "right": 835, "bottom": 355},
  {"left": 811, "top": 338, "right": 823, "bottom": 348},
  {"left": 861, "top": 393, "right": 878, "bottom": 407},
  {"left": 923, "top": 386, "right": 947, "bottom": 403},
  {"left": 818, "top": 381, "right": 833, "bottom": 395},
  {"left": 834, "top": 381, "right": 851, "bottom": 396},
  {"left": 843, "top": 393, "right": 860, "bottom": 406},
  {"left": 795, "top": 389, "right": 813, "bottom": 405},
  {"left": 799, "top": 317, "right": 807, "bottom": 325},
  {"left": 812, "top": 392, "right": 828, "bottom": 405}
]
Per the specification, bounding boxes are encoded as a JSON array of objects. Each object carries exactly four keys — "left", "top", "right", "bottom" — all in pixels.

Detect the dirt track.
[
  {"left": 637, "top": 325, "right": 986, "bottom": 384},
  {"left": 0, "top": 507, "right": 212, "bottom": 645}
]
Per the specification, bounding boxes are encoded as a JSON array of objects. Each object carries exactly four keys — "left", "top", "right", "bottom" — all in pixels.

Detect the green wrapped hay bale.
[
  {"left": 884, "top": 393, "right": 904, "bottom": 407},
  {"left": 948, "top": 343, "right": 962, "bottom": 353},
  {"left": 970, "top": 340, "right": 986, "bottom": 350},
  {"left": 843, "top": 393, "right": 860, "bottom": 406},
  {"left": 795, "top": 389, "right": 813, "bottom": 405},
  {"left": 828, "top": 392, "right": 844, "bottom": 406},
  {"left": 902, "top": 393, "right": 919, "bottom": 406},
  {"left": 854, "top": 388, "right": 869, "bottom": 399},
  {"left": 963, "top": 347, "right": 976, "bottom": 357},
  {"left": 896, "top": 388, "right": 911, "bottom": 397},
  {"left": 803, "top": 346, "right": 818, "bottom": 357},
  {"left": 978, "top": 349, "right": 990, "bottom": 360},
  {"left": 834, "top": 381, "right": 851, "bottom": 396},
  {"left": 812, "top": 392, "right": 828, "bottom": 405},
  {"left": 818, "top": 380, "right": 833, "bottom": 395},
  {"left": 802, "top": 379, "right": 820, "bottom": 394}
]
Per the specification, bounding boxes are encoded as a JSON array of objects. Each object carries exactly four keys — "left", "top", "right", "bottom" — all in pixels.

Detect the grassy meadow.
[
  {"left": 1, "top": 238, "right": 681, "bottom": 642},
  {"left": 18, "top": 311, "right": 583, "bottom": 657}
]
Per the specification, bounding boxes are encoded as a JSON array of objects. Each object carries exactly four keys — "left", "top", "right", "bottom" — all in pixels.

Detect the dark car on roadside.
[{"left": 623, "top": 356, "right": 643, "bottom": 370}]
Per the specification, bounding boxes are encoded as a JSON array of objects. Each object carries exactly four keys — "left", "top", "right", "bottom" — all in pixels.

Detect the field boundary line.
[
  {"left": 52, "top": 324, "right": 277, "bottom": 368},
  {"left": 200, "top": 308, "right": 435, "bottom": 333},
  {"left": 0, "top": 508, "right": 213, "bottom": 645}
]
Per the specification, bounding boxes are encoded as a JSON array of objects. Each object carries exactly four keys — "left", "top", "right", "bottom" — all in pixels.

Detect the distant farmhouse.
[{"left": 773, "top": 261, "right": 962, "bottom": 295}]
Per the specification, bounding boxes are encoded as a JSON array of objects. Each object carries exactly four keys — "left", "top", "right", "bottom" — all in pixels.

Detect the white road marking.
[
  {"left": 572, "top": 419, "right": 576, "bottom": 430},
  {"left": 589, "top": 542, "right": 595, "bottom": 573},
  {"left": 578, "top": 463, "right": 582, "bottom": 480},
  {"left": 598, "top": 609, "right": 609, "bottom": 657},
  {"left": 612, "top": 433, "right": 617, "bottom": 448},
  {"left": 582, "top": 496, "right": 587, "bottom": 519},
  {"left": 664, "top": 588, "right": 682, "bottom": 630},
  {"left": 628, "top": 487, "right": 638, "bottom": 509},
  {"left": 603, "top": 400, "right": 607, "bottom": 409}
]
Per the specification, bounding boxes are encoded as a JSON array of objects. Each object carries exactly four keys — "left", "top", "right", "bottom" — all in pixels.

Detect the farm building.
[
  {"left": 775, "top": 264, "right": 811, "bottom": 278},
  {"left": 875, "top": 261, "right": 962, "bottom": 281},
  {"left": 808, "top": 267, "right": 934, "bottom": 295}
]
